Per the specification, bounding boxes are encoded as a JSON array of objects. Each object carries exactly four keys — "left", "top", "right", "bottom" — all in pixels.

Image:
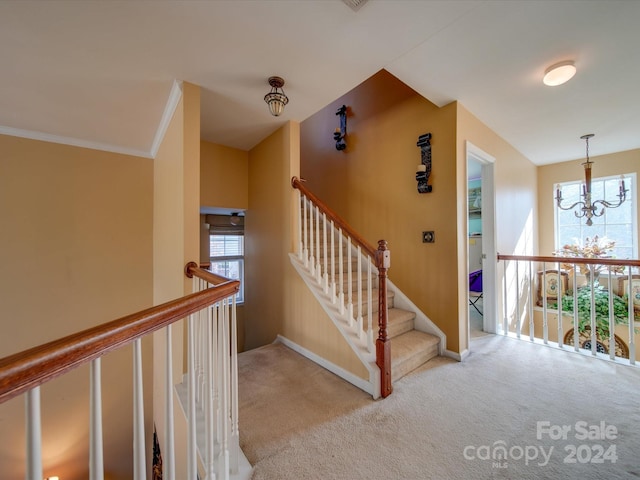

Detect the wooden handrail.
[
  {"left": 0, "top": 264, "right": 239, "bottom": 404},
  {"left": 498, "top": 253, "right": 640, "bottom": 268},
  {"left": 292, "top": 176, "right": 378, "bottom": 262},
  {"left": 292, "top": 176, "right": 392, "bottom": 398}
]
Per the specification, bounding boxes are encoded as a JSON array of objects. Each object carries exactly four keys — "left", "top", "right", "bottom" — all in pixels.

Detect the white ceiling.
[{"left": 1, "top": 1, "right": 639, "bottom": 165}]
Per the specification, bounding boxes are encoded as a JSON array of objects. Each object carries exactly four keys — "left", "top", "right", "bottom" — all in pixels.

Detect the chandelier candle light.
[{"left": 555, "top": 134, "right": 628, "bottom": 226}]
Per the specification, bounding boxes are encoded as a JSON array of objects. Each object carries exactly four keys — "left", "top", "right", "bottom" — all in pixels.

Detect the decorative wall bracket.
[
  {"left": 416, "top": 132, "right": 432, "bottom": 193},
  {"left": 334, "top": 105, "right": 347, "bottom": 151}
]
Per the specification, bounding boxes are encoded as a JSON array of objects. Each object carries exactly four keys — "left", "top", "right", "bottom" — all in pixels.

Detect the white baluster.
[
  {"left": 367, "top": 257, "right": 373, "bottom": 353},
  {"left": 590, "top": 264, "right": 597, "bottom": 356},
  {"left": 330, "top": 221, "right": 336, "bottom": 303},
  {"left": 357, "top": 246, "right": 363, "bottom": 339},
  {"left": 218, "top": 300, "right": 230, "bottom": 480},
  {"left": 541, "top": 264, "right": 548, "bottom": 343},
  {"left": 347, "top": 237, "right": 353, "bottom": 327},
  {"left": 322, "top": 213, "right": 329, "bottom": 293},
  {"left": 90, "top": 358, "right": 104, "bottom": 480},
  {"left": 502, "top": 261, "right": 509, "bottom": 334},
  {"left": 187, "top": 313, "right": 197, "bottom": 480},
  {"left": 308, "top": 201, "right": 315, "bottom": 276},
  {"left": 230, "top": 296, "right": 239, "bottom": 474},
  {"left": 315, "top": 205, "right": 321, "bottom": 283},
  {"left": 572, "top": 265, "right": 579, "bottom": 352},
  {"left": 133, "top": 339, "right": 146, "bottom": 480},
  {"left": 165, "top": 325, "right": 175, "bottom": 480},
  {"left": 303, "top": 196, "right": 309, "bottom": 267},
  {"left": 628, "top": 270, "right": 636, "bottom": 365},
  {"left": 515, "top": 261, "right": 521, "bottom": 339},
  {"left": 297, "top": 190, "right": 303, "bottom": 259},
  {"left": 338, "top": 229, "right": 344, "bottom": 315},
  {"left": 528, "top": 261, "right": 534, "bottom": 342},
  {"left": 607, "top": 268, "right": 615, "bottom": 360},
  {"left": 26, "top": 387, "right": 43, "bottom": 480},
  {"left": 206, "top": 304, "right": 216, "bottom": 480},
  {"left": 556, "top": 266, "right": 563, "bottom": 347}
]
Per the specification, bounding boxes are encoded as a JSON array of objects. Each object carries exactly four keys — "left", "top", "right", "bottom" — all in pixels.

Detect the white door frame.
[{"left": 466, "top": 141, "right": 497, "bottom": 335}]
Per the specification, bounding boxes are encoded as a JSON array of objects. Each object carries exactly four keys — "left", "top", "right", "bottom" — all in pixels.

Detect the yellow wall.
[
  {"left": 152, "top": 82, "right": 201, "bottom": 477},
  {"left": 200, "top": 140, "right": 248, "bottom": 210},
  {"left": 537, "top": 148, "right": 640, "bottom": 255},
  {"left": 0, "top": 134, "right": 153, "bottom": 480},
  {"left": 456, "top": 104, "right": 538, "bottom": 349},
  {"left": 300, "top": 70, "right": 462, "bottom": 353}
]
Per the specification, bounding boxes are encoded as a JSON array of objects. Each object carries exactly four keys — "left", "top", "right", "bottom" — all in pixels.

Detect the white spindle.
[
  {"left": 322, "top": 213, "right": 329, "bottom": 293},
  {"left": 303, "top": 196, "right": 309, "bottom": 267},
  {"left": 218, "top": 300, "right": 230, "bottom": 480},
  {"left": 541, "top": 264, "right": 548, "bottom": 343},
  {"left": 338, "top": 229, "right": 344, "bottom": 315},
  {"left": 502, "top": 261, "right": 509, "bottom": 334},
  {"left": 357, "top": 246, "right": 363, "bottom": 339},
  {"left": 187, "top": 313, "right": 197, "bottom": 480},
  {"left": 589, "top": 265, "right": 597, "bottom": 356},
  {"left": 26, "top": 387, "right": 42, "bottom": 480},
  {"left": 297, "top": 190, "right": 303, "bottom": 259},
  {"left": 165, "top": 325, "right": 175, "bottom": 480},
  {"left": 628, "top": 270, "right": 636, "bottom": 365},
  {"left": 347, "top": 238, "right": 353, "bottom": 326},
  {"left": 572, "top": 265, "right": 579, "bottom": 352},
  {"left": 315, "top": 206, "right": 321, "bottom": 283},
  {"left": 309, "top": 202, "right": 315, "bottom": 276},
  {"left": 367, "top": 258, "right": 373, "bottom": 353},
  {"left": 90, "top": 358, "right": 104, "bottom": 480},
  {"left": 230, "top": 296, "right": 240, "bottom": 474},
  {"left": 331, "top": 221, "right": 336, "bottom": 303},
  {"left": 528, "top": 261, "right": 534, "bottom": 342},
  {"left": 133, "top": 339, "right": 146, "bottom": 480},
  {"left": 515, "top": 261, "right": 521, "bottom": 339},
  {"left": 205, "top": 304, "right": 215, "bottom": 479},
  {"left": 556, "top": 266, "right": 563, "bottom": 347},
  {"left": 607, "top": 268, "right": 615, "bottom": 360}
]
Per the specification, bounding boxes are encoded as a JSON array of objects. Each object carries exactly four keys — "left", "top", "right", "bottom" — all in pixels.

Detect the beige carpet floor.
[{"left": 238, "top": 335, "right": 640, "bottom": 480}]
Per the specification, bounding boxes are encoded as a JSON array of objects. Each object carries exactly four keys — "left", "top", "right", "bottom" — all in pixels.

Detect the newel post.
[{"left": 376, "top": 240, "right": 392, "bottom": 398}]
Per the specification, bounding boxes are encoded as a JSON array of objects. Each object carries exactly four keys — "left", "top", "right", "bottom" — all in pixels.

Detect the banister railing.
[
  {"left": 0, "top": 262, "right": 242, "bottom": 480},
  {"left": 291, "top": 176, "right": 392, "bottom": 398},
  {"left": 497, "top": 253, "right": 640, "bottom": 365}
]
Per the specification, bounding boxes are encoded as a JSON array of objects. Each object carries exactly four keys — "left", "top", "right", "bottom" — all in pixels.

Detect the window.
[
  {"left": 210, "top": 234, "right": 244, "bottom": 303},
  {"left": 554, "top": 173, "right": 637, "bottom": 259}
]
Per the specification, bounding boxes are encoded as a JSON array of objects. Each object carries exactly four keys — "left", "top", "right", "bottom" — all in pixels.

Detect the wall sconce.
[
  {"left": 333, "top": 105, "right": 347, "bottom": 151},
  {"left": 416, "top": 133, "right": 433, "bottom": 193},
  {"left": 264, "top": 76, "right": 289, "bottom": 116}
]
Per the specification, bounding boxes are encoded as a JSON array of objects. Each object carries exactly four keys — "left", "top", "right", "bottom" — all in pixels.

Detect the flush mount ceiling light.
[
  {"left": 543, "top": 60, "right": 577, "bottom": 86},
  {"left": 264, "top": 76, "right": 289, "bottom": 116}
]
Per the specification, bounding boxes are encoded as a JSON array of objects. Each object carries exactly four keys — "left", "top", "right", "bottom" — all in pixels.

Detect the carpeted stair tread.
[
  {"left": 391, "top": 330, "right": 439, "bottom": 382},
  {"left": 386, "top": 308, "right": 415, "bottom": 338}
]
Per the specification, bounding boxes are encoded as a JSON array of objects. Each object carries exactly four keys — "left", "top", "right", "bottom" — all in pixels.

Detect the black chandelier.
[{"left": 555, "top": 134, "right": 627, "bottom": 226}]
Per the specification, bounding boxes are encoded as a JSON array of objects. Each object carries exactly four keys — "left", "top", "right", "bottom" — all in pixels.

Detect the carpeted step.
[
  {"left": 391, "top": 330, "right": 439, "bottom": 382},
  {"left": 386, "top": 308, "right": 415, "bottom": 339},
  {"left": 355, "top": 289, "right": 394, "bottom": 315}
]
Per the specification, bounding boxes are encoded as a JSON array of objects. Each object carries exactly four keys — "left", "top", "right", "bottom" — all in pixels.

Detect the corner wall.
[
  {"left": 0, "top": 134, "right": 153, "bottom": 480},
  {"left": 300, "top": 70, "right": 462, "bottom": 353}
]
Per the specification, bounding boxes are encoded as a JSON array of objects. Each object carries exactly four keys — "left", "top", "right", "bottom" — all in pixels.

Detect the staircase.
[{"left": 290, "top": 178, "right": 445, "bottom": 398}]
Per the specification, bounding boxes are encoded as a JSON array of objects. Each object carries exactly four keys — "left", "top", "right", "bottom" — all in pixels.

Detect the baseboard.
[
  {"left": 443, "top": 348, "right": 469, "bottom": 362},
  {"left": 275, "top": 335, "right": 375, "bottom": 397}
]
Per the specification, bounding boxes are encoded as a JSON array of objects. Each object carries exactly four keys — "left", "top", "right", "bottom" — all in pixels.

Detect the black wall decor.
[
  {"left": 416, "top": 133, "right": 433, "bottom": 193},
  {"left": 334, "top": 105, "right": 347, "bottom": 151}
]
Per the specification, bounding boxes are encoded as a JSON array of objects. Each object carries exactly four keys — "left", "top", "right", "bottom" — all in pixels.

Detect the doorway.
[{"left": 466, "top": 142, "right": 497, "bottom": 342}]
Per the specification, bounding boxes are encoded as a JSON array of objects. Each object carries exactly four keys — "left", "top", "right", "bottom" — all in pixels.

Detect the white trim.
[
  {"left": 443, "top": 348, "right": 469, "bottom": 362},
  {"left": 275, "top": 334, "right": 376, "bottom": 398},
  {"left": 466, "top": 141, "right": 498, "bottom": 337},
  {"left": 0, "top": 124, "right": 151, "bottom": 158},
  {"left": 386, "top": 277, "right": 446, "bottom": 354},
  {"left": 150, "top": 80, "right": 183, "bottom": 159}
]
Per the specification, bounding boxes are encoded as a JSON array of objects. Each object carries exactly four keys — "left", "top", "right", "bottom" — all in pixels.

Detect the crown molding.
[
  {"left": 0, "top": 125, "right": 152, "bottom": 158},
  {"left": 149, "top": 79, "right": 183, "bottom": 159}
]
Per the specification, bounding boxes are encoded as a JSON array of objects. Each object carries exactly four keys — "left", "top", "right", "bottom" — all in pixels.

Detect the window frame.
[{"left": 209, "top": 234, "right": 244, "bottom": 304}]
